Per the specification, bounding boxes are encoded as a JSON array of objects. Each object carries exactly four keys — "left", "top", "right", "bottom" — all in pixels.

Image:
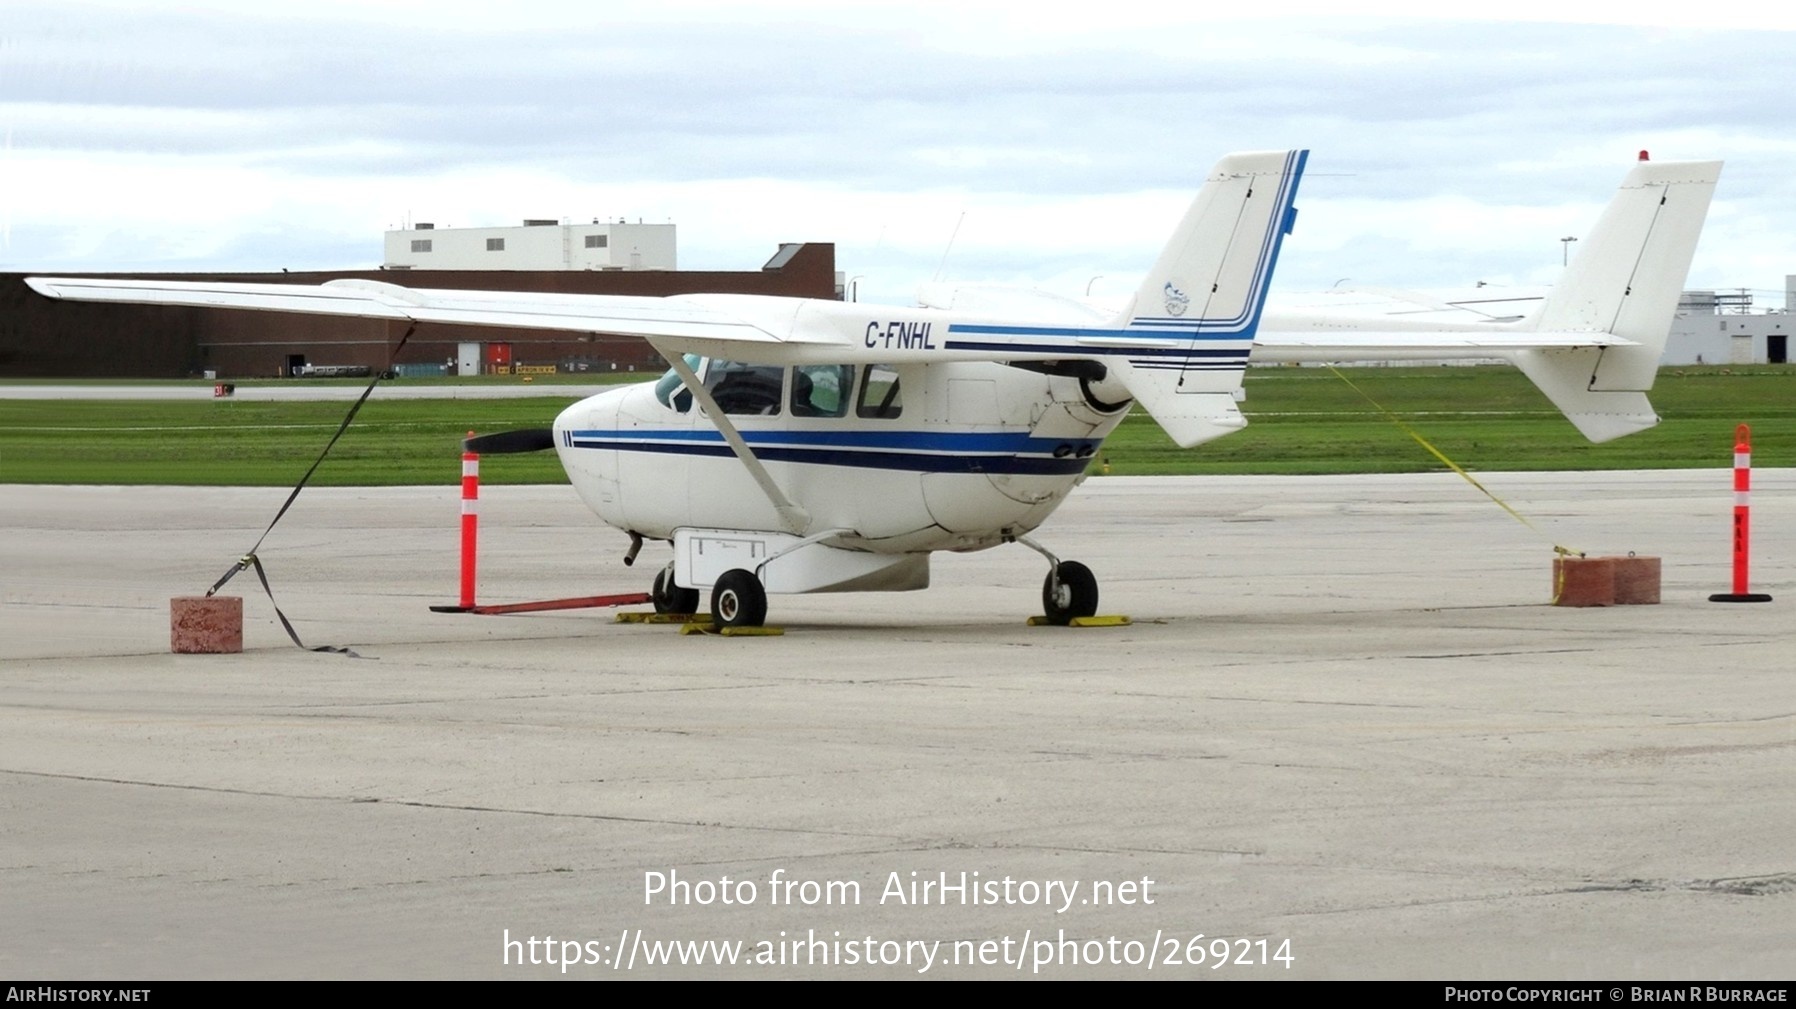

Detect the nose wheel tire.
[
  {"left": 652, "top": 566, "right": 699, "bottom": 615},
  {"left": 711, "top": 569, "right": 768, "bottom": 628},
  {"left": 1042, "top": 560, "right": 1098, "bottom": 625}
]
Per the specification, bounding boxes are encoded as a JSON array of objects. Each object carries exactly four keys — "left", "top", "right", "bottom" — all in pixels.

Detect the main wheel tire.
[
  {"left": 1042, "top": 560, "right": 1099, "bottom": 625},
  {"left": 652, "top": 567, "right": 699, "bottom": 615},
  {"left": 710, "top": 568, "right": 768, "bottom": 628}
]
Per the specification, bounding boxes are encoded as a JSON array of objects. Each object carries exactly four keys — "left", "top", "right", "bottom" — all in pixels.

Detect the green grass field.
[
  {"left": 1097, "top": 365, "right": 1796, "bottom": 475},
  {"left": 1, "top": 366, "right": 1789, "bottom": 486}
]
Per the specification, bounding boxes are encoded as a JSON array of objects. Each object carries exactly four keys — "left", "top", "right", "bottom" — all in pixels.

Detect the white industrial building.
[
  {"left": 1663, "top": 276, "right": 1793, "bottom": 365},
  {"left": 1283, "top": 274, "right": 1793, "bottom": 367},
  {"left": 1437, "top": 276, "right": 1793, "bottom": 365},
  {"left": 383, "top": 219, "right": 676, "bottom": 271}
]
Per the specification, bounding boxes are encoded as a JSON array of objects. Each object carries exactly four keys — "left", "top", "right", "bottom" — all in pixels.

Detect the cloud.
[{"left": 4, "top": 4, "right": 1790, "bottom": 306}]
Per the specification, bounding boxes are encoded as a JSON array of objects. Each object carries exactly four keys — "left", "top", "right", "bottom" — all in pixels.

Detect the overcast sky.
[{"left": 4, "top": 0, "right": 1792, "bottom": 308}]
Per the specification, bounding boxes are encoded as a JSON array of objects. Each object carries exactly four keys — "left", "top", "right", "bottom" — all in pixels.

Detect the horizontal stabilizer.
[
  {"left": 1249, "top": 157, "right": 1721, "bottom": 444},
  {"left": 1511, "top": 348, "right": 1658, "bottom": 443}
]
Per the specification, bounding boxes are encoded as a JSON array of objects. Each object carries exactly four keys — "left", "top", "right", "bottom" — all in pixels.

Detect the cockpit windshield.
[{"left": 653, "top": 354, "right": 703, "bottom": 411}]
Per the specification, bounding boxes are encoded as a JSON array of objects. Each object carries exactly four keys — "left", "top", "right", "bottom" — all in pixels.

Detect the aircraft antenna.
[{"left": 933, "top": 211, "right": 966, "bottom": 282}]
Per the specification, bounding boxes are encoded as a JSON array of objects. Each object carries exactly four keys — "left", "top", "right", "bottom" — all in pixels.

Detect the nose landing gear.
[
  {"left": 1042, "top": 560, "right": 1099, "bottom": 625},
  {"left": 1013, "top": 534, "right": 1099, "bottom": 625},
  {"left": 651, "top": 564, "right": 699, "bottom": 615}
]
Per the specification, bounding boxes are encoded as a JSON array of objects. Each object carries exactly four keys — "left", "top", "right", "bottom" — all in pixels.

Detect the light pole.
[{"left": 1561, "top": 236, "right": 1578, "bottom": 267}]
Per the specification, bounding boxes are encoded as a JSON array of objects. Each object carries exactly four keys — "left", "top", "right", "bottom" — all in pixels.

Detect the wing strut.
[{"left": 658, "top": 349, "right": 811, "bottom": 535}]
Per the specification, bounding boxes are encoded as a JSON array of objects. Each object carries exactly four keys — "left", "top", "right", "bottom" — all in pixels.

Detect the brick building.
[{"left": 0, "top": 243, "right": 838, "bottom": 378}]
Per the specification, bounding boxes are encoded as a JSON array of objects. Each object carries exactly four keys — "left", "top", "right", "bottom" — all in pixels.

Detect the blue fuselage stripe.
[
  {"left": 566, "top": 429, "right": 1100, "bottom": 475},
  {"left": 946, "top": 324, "right": 1250, "bottom": 339},
  {"left": 941, "top": 338, "right": 1250, "bottom": 360},
  {"left": 570, "top": 439, "right": 1092, "bottom": 475}
]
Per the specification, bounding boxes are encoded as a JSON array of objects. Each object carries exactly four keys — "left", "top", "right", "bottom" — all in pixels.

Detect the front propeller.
[{"left": 462, "top": 429, "right": 556, "bottom": 454}]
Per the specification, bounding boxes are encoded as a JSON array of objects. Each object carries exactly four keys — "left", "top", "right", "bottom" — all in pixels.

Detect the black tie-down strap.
[
  {"left": 208, "top": 553, "right": 361, "bottom": 657},
  {"left": 202, "top": 322, "right": 418, "bottom": 657}
]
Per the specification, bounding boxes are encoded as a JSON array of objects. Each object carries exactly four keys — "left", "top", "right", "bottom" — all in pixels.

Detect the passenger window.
[
  {"left": 856, "top": 364, "right": 903, "bottom": 419},
  {"left": 790, "top": 364, "right": 854, "bottom": 418},
  {"left": 703, "top": 359, "right": 784, "bottom": 415}
]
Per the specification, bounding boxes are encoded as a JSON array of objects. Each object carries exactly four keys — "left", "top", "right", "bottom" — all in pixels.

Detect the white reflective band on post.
[
  {"left": 463, "top": 460, "right": 479, "bottom": 477},
  {"left": 461, "top": 500, "right": 478, "bottom": 515},
  {"left": 1735, "top": 452, "right": 1750, "bottom": 469}
]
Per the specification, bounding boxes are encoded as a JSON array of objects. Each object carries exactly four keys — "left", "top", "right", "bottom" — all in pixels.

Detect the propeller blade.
[{"left": 463, "top": 429, "right": 556, "bottom": 454}]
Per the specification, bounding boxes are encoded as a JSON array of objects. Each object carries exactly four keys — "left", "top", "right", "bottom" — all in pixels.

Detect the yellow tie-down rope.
[{"left": 1324, "top": 367, "right": 1583, "bottom": 603}]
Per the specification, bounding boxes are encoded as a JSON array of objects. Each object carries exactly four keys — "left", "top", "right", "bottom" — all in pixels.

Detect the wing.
[
  {"left": 23, "top": 276, "right": 809, "bottom": 347},
  {"left": 25, "top": 152, "right": 1312, "bottom": 452}
]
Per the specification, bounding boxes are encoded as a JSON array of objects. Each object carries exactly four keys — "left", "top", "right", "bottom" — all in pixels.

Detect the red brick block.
[
  {"left": 1611, "top": 555, "right": 1662, "bottom": 605},
  {"left": 171, "top": 595, "right": 243, "bottom": 653},
  {"left": 1553, "top": 557, "right": 1615, "bottom": 607}
]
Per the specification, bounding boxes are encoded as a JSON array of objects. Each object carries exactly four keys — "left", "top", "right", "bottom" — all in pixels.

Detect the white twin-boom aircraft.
[{"left": 28, "top": 150, "right": 1721, "bottom": 628}]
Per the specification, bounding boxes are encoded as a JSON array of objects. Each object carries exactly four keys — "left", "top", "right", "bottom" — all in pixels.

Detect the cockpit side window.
[
  {"left": 856, "top": 364, "right": 903, "bottom": 419},
  {"left": 703, "top": 359, "right": 784, "bottom": 415},
  {"left": 790, "top": 364, "right": 854, "bottom": 418}
]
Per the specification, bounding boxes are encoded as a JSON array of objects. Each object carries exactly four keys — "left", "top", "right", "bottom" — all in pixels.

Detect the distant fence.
[{"left": 385, "top": 361, "right": 650, "bottom": 378}]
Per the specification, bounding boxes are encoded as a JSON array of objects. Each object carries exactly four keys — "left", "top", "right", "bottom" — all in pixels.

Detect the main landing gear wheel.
[
  {"left": 710, "top": 568, "right": 768, "bottom": 628},
  {"left": 1042, "top": 560, "right": 1099, "bottom": 626},
  {"left": 652, "top": 566, "right": 699, "bottom": 615}
]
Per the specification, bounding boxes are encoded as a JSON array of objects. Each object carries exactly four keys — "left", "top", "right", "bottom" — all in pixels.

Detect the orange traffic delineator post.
[
  {"left": 431, "top": 435, "right": 482, "bottom": 612},
  {"left": 459, "top": 435, "right": 479, "bottom": 607},
  {"left": 430, "top": 434, "right": 653, "bottom": 616},
  {"left": 1711, "top": 424, "right": 1773, "bottom": 603}
]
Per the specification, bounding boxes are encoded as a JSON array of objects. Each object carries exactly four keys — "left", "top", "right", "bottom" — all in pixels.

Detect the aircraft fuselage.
[{"left": 552, "top": 359, "right": 1130, "bottom": 556}]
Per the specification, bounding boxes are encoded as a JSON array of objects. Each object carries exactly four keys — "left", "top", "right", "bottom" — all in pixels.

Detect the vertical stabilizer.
[
  {"left": 1109, "top": 149, "right": 1306, "bottom": 447},
  {"left": 1512, "top": 159, "right": 1721, "bottom": 441}
]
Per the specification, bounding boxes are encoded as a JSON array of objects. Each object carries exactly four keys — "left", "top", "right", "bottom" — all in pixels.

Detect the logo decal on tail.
[{"left": 1163, "top": 282, "right": 1190, "bottom": 317}]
